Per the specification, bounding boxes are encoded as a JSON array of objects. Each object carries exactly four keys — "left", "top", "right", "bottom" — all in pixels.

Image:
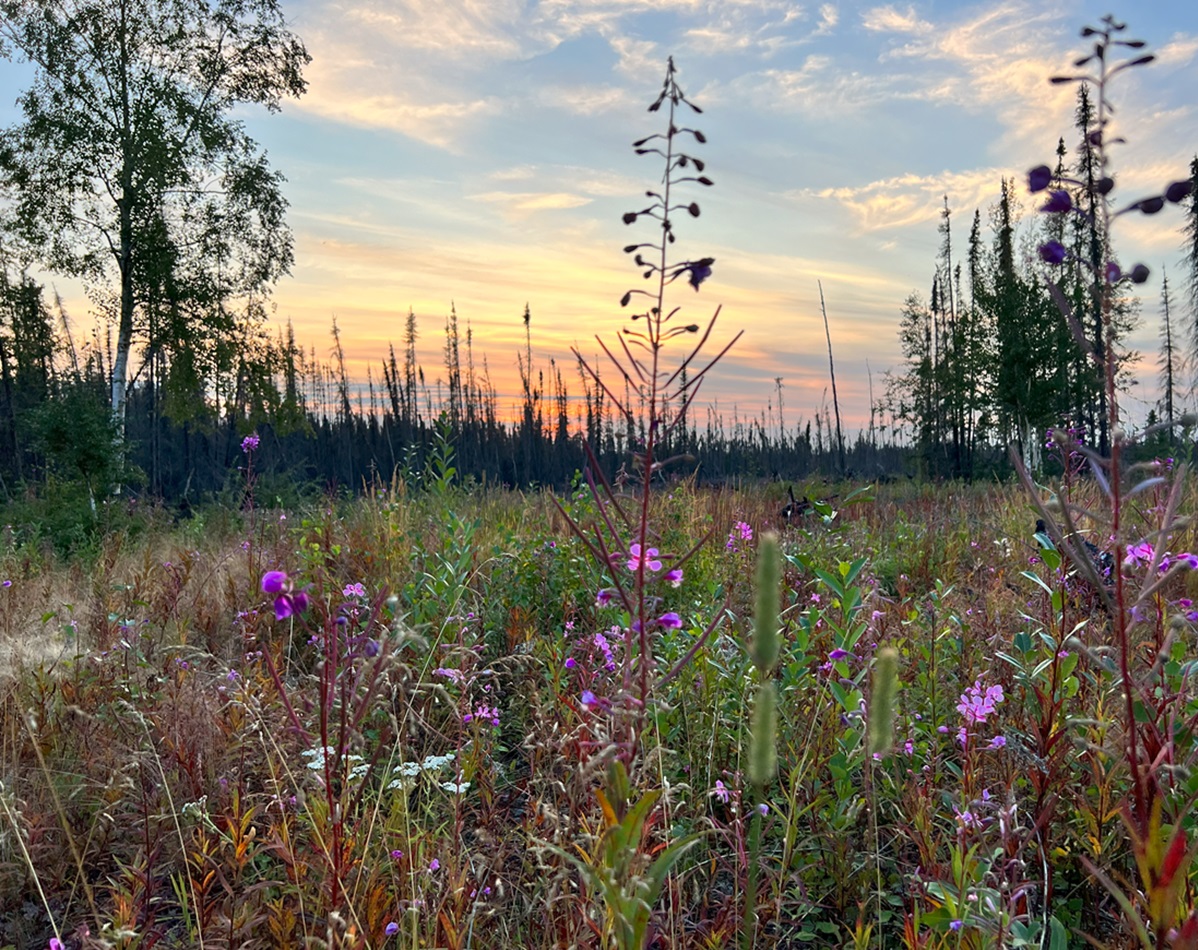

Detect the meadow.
[
  {"left": 2, "top": 9, "right": 1198, "bottom": 950},
  {"left": 0, "top": 459, "right": 1195, "bottom": 949}
]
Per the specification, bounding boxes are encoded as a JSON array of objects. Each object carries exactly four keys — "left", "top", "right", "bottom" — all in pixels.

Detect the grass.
[{"left": 1, "top": 469, "right": 1194, "bottom": 949}]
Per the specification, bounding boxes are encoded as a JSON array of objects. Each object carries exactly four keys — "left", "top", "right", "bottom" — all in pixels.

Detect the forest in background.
[{"left": 0, "top": 0, "right": 1196, "bottom": 533}]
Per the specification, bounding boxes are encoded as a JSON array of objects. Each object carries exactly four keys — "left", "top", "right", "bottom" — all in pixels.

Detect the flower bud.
[
  {"left": 1096, "top": 176, "right": 1115, "bottom": 195},
  {"left": 1041, "top": 190, "right": 1072, "bottom": 213},
  {"left": 1027, "top": 165, "right": 1052, "bottom": 193},
  {"left": 1130, "top": 264, "right": 1150, "bottom": 284},
  {"left": 1138, "top": 196, "right": 1165, "bottom": 215},
  {"left": 1039, "top": 241, "right": 1067, "bottom": 264},
  {"left": 1166, "top": 180, "right": 1193, "bottom": 203}
]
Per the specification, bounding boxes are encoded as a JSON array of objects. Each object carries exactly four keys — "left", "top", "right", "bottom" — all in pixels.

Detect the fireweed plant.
[
  {"left": 1018, "top": 16, "right": 1198, "bottom": 947},
  {"left": 550, "top": 58, "right": 740, "bottom": 947},
  {"left": 564, "top": 57, "right": 740, "bottom": 747}
]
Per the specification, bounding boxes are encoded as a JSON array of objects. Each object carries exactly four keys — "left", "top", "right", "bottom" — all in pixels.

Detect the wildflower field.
[
  {"left": 3, "top": 9, "right": 1198, "bottom": 949},
  {"left": 1, "top": 465, "right": 1197, "bottom": 949}
]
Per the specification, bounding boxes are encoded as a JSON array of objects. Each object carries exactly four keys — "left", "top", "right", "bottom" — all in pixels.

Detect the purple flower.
[
  {"left": 596, "top": 588, "right": 613, "bottom": 607},
  {"left": 274, "top": 590, "right": 310, "bottom": 621},
  {"left": 1, "top": 579, "right": 10, "bottom": 588},
  {"left": 390, "top": 849, "right": 404, "bottom": 859},
  {"left": 712, "top": 779, "right": 730, "bottom": 804},
  {"left": 1106, "top": 261, "right": 1122, "bottom": 284},
  {"left": 757, "top": 803, "right": 768, "bottom": 816},
  {"left": 49, "top": 940, "right": 65, "bottom": 950},
  {"left": 261, "top": 570, "right": 288, "bottom": 594},
  {"left": 957, "top": 680, "right": 1003, "bottom": 724},
  {"left": 428, "top": 858, "right": 440, "bottom": 872},
  {"left": 627, "top": 544, "right": 662, "bottom": 573},
  {"left": 1041, "top": 190, "right": 1072, "bottom": 213},
  {"left": 686, "top": 260, "right": 713, "bottom": 290},
  {"left": 241, "top": 433, "right": 260, "bottom": 453},
  {"left": 1124, "top": 541, "right": 1155, "bottom": 568},
  {"left": 1039, "top": 241, "right": 1067, "bottom": 264},
  {"left": 828, "top": 647, "right": 851, "bottom": 662},
  {"left": 564, "top": 657, "right": 576, "bottom": 669},
  {"left": 385, "top": 922, "right": 400, "bottom": 936},
  {"left": 342, "top": 582, "right": 366, "bottom": 598},
  {"left": 950, "top": 919, "right": 963, "bottom": 932},
  {"left": 665, "top": 568, "right": 683, "bottom": 587},
  {"left": 580, "top": 690, "right": 597, "bottom": 706},
  {"left": 1027, "top": 165, "right": 1052, "bottom": 193},
  {"left": 658, "top": 612, "right": 682, "bottom": 629},
  {"left": 988, "top": 735, "right": 1006, "bottom": 749},
  {"left": 1166, "top": 180, "right": 1193, "bottom": 203}
]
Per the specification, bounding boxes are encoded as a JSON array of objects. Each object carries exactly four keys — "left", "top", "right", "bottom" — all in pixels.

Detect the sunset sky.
[{"left": 3, "top": 0, "right": 1198, "bottom": 434}]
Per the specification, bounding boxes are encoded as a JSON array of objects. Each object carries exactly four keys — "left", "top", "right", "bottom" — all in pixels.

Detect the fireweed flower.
[
  {"left": 957, "top": 680, "right": 1004, "bottom": 724},
  {"left": 1027, "top": 164, "right": 1052, "bottom": 192},
  {"left": 726, "top": 520, "right": 753, "bottom": 550},
  {"left": 274, "top": 590, "right": 309, "bottom": 620},
  {"left": 241, "top": 432, "right": 260, "bottom": 453},
  {"left": 342, "top": 582, "right": 366, "bottom": 598},
  {"left": 712, "top": 779, "right": 730, "bottom": 804},
  {"left": 1041, "top": 189, "right": 1072, "bottom": 213},
  {"left": 1124, "top": 541, "right": 1155, "bottom": 568},
  {"left": 596, "top": 588, "right": 613, "bottom": 607},
  {"left": 1039, "top": 241, "right": 1067, "bottom": 264},
  {"left": 385, "top": 922, "right": 400, "bottom": 936},
  {"left": 627, "top": 544, "right": 662, "bottom": 572},
  {"left": 261, "top": 570, "right": 288, "bottom": 594},
  {"left": 665, "top": 567, "right": 683, "bottom": 587},
  {"left": 658, "top": 611, "right": 682, "bottom": 629},
  {"left": 593, "top": 630, "right": 616, "bottom": 670},
  {"left": 686, "top": 259, "right": 713, "bottom": 290}
]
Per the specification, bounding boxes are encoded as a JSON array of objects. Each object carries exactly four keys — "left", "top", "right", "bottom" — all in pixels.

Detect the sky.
[{"left": 3, "top": 0, "right": 1198, "bottom": 435}]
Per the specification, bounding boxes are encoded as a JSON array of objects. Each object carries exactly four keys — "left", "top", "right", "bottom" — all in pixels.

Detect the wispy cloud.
[
  {"left": 814, "top": 4, "right": 839, "bottom": 37},
  {"left": 470, "top": 191, "right": 595, "bottom": 216},
  {"left": 861, "top": 4, "right": 932, "bottom": 35},
  {"left": 791, "top": 167, "right": 1007, "bottom": 233}
]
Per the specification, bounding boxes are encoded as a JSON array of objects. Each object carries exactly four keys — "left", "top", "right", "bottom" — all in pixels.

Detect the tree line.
[{"left": 883, "top": 87, "right": 1198, "bottom": 480}]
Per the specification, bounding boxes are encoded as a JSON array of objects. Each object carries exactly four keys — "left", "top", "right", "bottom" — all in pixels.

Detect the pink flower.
[
  {"left": 956, "top": 680, "right": 1003, "bottom": 724},
  {"left": 261, "top": 570, "right": 288, "bottom": 594},
  {"left": 658, "top": 612, "right": 682, "bottom": 629},
  {"left": 712, "top": 780, "right": 730, "bottom": 804},
  {"left": 665, "top": 568, "right": 683, "bottom": 587},
  {"left": 627, "top": 544, "right": 662, "bottom": 573}
]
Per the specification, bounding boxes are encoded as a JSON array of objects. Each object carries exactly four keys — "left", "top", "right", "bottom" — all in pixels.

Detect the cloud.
[
  {"left": 814, "top": 4, "right": 838, "bottom": 36},
  {"left": 860, "top": 4, "right": 932, "bottom": 35},
  {"left": 469, "top": 191, "right": 595, "bottom": 216},
  {"left": 794, "top": 167, "right": 1008, "bottom": 233},
  {"left": 295, "top": 80, "right": 501, "bottom": 150},
  {"left": 1157, "top": 33, "right": 1198, "bottom": 68}
]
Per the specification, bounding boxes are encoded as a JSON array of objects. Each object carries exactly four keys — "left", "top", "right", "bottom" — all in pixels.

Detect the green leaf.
[{"left": 1020, "top": 570, "right": 1054, "bottom": 595}]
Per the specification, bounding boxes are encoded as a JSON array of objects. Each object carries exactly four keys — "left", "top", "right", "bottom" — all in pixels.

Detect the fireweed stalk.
[
  {"left": 546, "top": 58, "right": 735, "bottom": 950},
  {"left": 1018, "top": 16, "right": 1197, "bottom": 946},
  {"left": 559, "top": 57, "right": 741, "bottom": 760}
]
